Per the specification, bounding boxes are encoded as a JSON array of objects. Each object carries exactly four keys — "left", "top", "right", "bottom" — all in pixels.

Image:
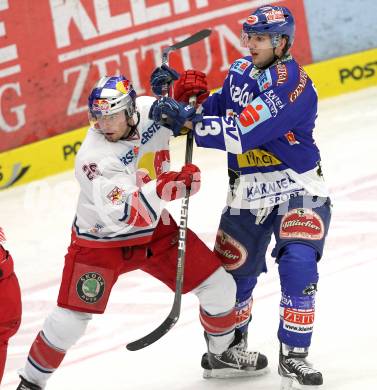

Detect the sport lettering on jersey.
[{"left": 246, "top": 175, "right": 296, "bottom": 199}]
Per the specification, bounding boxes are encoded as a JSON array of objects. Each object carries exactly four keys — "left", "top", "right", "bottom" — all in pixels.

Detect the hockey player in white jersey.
[{"left": 16, "top": 75, "right": 268, "bottom": 389}]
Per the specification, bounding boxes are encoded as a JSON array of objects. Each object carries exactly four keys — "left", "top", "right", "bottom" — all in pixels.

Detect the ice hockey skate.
[
  {"left": 202, "top": 329, "right": 268, "bottom": 379},
  {"left": 279, "top": 343, "right": 323, "bottom": 389},
  {"left": 16, "top": 376, "right": 42, "bottom": 390}
]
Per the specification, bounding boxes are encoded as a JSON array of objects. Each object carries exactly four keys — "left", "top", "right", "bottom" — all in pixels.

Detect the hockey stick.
[
  {"left": 126, "top": 33, "right": 209, "bottom": 352},
  {"left": 161, "top": 29, "right": 212, "bottom": 65},
  {"left": 126, "top": 103, "right": 195, "bottom": 352}
]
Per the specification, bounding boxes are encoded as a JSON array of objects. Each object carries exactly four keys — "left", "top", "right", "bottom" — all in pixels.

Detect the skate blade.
[
  {"left": 203, "top": 366, "right": 269, "bottom": 379},
  {"left": 280, "top": 377, "right": 321, "bottom": 390}
]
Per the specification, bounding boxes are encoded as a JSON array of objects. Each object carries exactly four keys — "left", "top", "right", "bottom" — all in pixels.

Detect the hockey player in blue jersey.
[{"left": 149, "top": 5, "right": 331, "bottom": 388}]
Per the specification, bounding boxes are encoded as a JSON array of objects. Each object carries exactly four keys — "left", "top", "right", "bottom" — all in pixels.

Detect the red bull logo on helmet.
[
  {"left": 92, "top": 99, "right": 110, "bottom": 112},
  {"left": 116, "top": 79, "right": 130, "bottom": 94}
]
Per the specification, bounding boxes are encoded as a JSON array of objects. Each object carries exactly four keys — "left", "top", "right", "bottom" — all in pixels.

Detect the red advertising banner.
[{"left": 0, "top": 0, "right": 311, "bottom": 152}]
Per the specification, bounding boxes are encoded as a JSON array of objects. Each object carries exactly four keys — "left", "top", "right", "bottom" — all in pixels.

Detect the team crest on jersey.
[
  {"left": 257, "top": 70, "right": 272, "bottom": 91},
  {"left": 87, "top": 223, "right": 104, "bottom": 234},
  {"left": 280, "top": 208, "right": 324, "bottom": 240},
  {"left": 214, "top": 229, "right": 248, "bottom": 270},
  {"left": 106, "top": 186, "right": 127, "bottom": 205},
  {"left": 285, "top": 131, "right": 300, "bottom": 145},
  {"left": 76, "top": 272, "right": 105, "bottom": 303},
  {"left": 230, "top": 59, "right": 252, "bottom": 75}
]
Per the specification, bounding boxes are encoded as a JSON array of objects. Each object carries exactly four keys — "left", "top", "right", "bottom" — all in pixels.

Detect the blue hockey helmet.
[
  {"left": 88, "top": 75, "right": 137, "bottom": 118},
  {"left": 241, "top": 5, "right": 295, "bottom": 48}
]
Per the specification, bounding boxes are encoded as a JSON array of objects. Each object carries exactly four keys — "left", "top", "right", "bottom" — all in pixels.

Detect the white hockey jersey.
[{"left": 72, "top": 96, "right": 171, "bottom": 248}]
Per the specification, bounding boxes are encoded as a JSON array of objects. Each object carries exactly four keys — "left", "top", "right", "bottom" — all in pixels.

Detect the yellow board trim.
[
  {"left": 304, "top": 47, "right": 377, "bottom": 99},
  {"left": 1, "top": 48, "right": 376, "bottom": 190},
  {"left": 0, "top": 126, "right": 88, "bottom": 190}
]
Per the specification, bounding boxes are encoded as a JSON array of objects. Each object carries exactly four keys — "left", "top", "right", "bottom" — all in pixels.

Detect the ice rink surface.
[{"left": 1, "top": 87, "right": 377, "bottom": 389}]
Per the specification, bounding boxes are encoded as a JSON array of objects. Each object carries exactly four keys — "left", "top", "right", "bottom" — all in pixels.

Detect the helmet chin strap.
[
  {"left": 123, "top": 111, "right": 140, "bottom": 140},
  {"left": 255, "top": 35, "right": 289, "bottom": 70},
  {"left": 257, "top": 53, "right": 280, "bottom": 70}
]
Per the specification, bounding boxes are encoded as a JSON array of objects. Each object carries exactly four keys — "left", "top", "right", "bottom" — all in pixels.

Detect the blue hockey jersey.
[{"left": 194, "top": 56, "right": 329, "bottom": 209}]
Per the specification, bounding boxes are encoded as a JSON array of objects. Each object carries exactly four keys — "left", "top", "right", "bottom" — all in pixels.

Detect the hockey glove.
[
  {"left": 156, "top": 164, "right": 201, "bottom": 201},
  {"left": 149, "top": 97, "right": 202, "bottom": 137},
  {"left": 174, "top": 70, "right": 210, "bottom": 104},
  {"left": 150, "top": 64, "right": 180, "bottom": 96}
]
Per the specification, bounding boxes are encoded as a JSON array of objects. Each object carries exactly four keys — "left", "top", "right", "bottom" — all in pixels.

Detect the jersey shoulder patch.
[
  {"left": 257, "top": 69, "right": 273, "bottom": 92},
  {"left": 230, "top": 58, "right": 252, "bottom": 75}
]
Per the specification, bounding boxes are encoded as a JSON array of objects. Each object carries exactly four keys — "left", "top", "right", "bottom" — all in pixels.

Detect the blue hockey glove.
[
  {"left": 149, "top": 97, "right": 202, "bottom": 137},
  {"left": 150, "top": 64, "right": 180, "bottom": 96}
]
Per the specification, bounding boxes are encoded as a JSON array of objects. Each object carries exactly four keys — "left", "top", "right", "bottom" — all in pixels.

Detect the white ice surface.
[{"left": 1, "top": 87, "right": 377, "bottom": 389}]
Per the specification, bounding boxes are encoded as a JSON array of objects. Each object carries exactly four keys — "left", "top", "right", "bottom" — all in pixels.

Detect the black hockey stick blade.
[
  {"left": 169, "top": 28, "right": 211, "bottom": 51},
  {"left": 126, "top": 308, "right": 179, "bottom": 351},
  {"left": 126, "top": 236, "right": 187, "bottom": 351},
  {"left": 162, "top": 29, "right": 212, "bottom": 64}
]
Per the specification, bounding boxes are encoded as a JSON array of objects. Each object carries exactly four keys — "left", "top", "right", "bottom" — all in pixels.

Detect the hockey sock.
[
  {"left": 278, "top": 243, "right": 318, "bottom": 348},
  {"left": 200, "top": 307, "right": 236, "bottom": 354},
  {"left": 233, "top": 275, "right": 257, "bottom": 332},
  {"left": 26, "top": 331, "right": 66, "bottom": 377}
]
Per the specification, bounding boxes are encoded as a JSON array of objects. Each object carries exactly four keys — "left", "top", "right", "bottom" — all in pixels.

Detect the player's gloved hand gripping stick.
[{"left": 127, "top": 29, "right": 211, "bottom": 351}]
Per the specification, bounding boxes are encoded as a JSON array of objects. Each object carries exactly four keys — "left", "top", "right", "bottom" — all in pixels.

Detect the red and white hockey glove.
[
  {"left": 156, "top": 164, "right": 201, "bottom": 201},
  {"left": 174, "top": 70, "right": 210, "bottom": 104}
]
